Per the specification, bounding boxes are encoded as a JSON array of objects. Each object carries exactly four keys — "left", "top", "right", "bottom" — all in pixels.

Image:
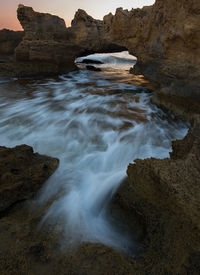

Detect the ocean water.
[{"left": 0, "top": 52, "right": 188, "bottom": 255}]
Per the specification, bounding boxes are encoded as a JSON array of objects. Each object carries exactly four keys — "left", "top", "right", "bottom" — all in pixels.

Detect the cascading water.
[{"left": 0, "top": 51, "right": 188, "bottom": 255}]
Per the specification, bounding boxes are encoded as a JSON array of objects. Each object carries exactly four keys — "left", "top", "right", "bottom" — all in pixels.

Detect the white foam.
[{"left": 0, "top": 64, "right": 188, "bottom": 254}]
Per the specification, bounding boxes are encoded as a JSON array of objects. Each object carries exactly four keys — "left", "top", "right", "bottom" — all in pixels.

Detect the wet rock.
[
  {"left": 0, "top": 144, "right": 59, "bottom": 212},
  {"left": 112, "top": 115, "right": 200, "bottom": 273},
  {"left": 86, "top": 65, "right": 101, "bottom": 71},
  {"left": 57, "top": 243, "right": 138, "bottom": 274},
  {"left": 0, "top": 199, "right": 139, "bottom": 275},
  {"left": 151, "top": 89, "right": 200, "bottom": 121},
  {"left": 79, "top": 58, "right": 103, "bottom": 64}
]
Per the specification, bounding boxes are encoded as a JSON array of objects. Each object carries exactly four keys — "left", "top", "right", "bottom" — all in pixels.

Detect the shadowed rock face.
[
  {"left": 0, "top": 145, "right": 59, "bottom": 212},
  {"left": 17, "top": 6, "right": 66, "bottom": 40},
  {"left": 112, "top": 115, "right": 200, "bottom": 273},
  {"left": 0, "top": 29, "right": 24, "bottom": 56},
  {"left": 14, "top": 5, "right": 125, "bottom": 77},
  {"left": 14, "top": 6, "right": 80, "bottom": 74},
  {"left": 104, "top": 0, "right": 200, "bottom": 98}
]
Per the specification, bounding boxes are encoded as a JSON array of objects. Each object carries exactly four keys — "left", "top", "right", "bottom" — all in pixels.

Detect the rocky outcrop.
[
  {"left": 104, "top": 0, "right": 200, "bottom": 98},
  {"left": 0, "top": 144, "right": 59, "bottom": 212},
  {"left": 0, "top": 29, "right": 23, "bottom": 57},
  {"left": 111, "top": 115, "right": 200, "bottom": 273},
  {"left": 1, "top": 0, "right": 199, "bottom": 94},
  {"left": 70, "top": 9, "right": 126, "bottom": 54},
  {"left": 8, "top": 5, "right": 124, "bottom": 77}
]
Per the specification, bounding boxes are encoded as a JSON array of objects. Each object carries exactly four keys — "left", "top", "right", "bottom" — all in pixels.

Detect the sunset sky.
[{"left": 0, "top": 0, "right": 155, "bottom": 30}]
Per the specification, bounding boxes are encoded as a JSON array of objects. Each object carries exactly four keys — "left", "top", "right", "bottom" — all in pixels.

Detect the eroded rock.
[
  {"left": 11, "top": 5, "right": 124, "bottom": 77},
  {"left": 104, "top": 0, "right": 200, "bottom": 98},
  {"left": 1, "top": 0, "right": 199, "bottom": 97},
  {"left": 0, "top": 29, "right": 24, "bottom": 57},
  {"left": 112, "top": 115, "right": 200, "bottom": 273},
  {"left": 0, "top": 144, "right": 59, "bottom": 212}
]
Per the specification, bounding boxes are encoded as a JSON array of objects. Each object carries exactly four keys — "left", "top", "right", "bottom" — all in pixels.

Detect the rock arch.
[
  {"left": 15, "top": 6, "right": 127, "bottom": 75},
  {"left": 7, "top": 0, "right": 200, "bottom": 98}
]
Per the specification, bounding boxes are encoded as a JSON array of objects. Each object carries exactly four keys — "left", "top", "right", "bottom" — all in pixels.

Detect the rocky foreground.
[
  {"left": 0, "top": 0, "right": 200, "bottom": 274},
  {"left": 0, "top": 118, "right": 199, "bottom": 274}
]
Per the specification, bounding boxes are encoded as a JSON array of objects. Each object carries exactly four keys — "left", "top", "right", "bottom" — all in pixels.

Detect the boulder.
[
  {"left": 79, "top": 59, "right": 103, "bottom": 64},
  {"left": 86, "top": 65, "right": 101, "bottom": 71},
  {"left": 0, "top": 144, "right": 59, "bottom": 212}
]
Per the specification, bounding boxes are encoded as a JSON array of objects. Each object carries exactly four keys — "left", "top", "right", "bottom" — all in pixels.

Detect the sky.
[{"left": 0, "top": 0, "right": 155, "bottom": 30}]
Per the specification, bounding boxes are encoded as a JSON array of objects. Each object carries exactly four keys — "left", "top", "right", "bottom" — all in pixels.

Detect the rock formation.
[
  {"left": 104, "top": 0, "right": 200, "bottom": 99},
  {"left": 10, "top": 5, "right": 124, "bottom": 77},
  {"left": 15, "top": 6, "right": 77, "bottom": 66},
  {"left": 0, "top": 29, "right": 23, "bottom": 57},
  {"left": 111, "top": 114, "right": 200, "bottom": 273},
  {"left": 0, "top": 1, "right": 200, "bottom": 273},
  {"left": 1, "top": 0, "right": 199, "bottom": 100},
  {"left": 0, "top": 144, "right": 59, "bottom": 212}
]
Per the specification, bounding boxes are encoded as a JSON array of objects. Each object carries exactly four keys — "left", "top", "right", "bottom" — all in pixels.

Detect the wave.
[{"left": 75, "top": 51, "right": 137, "bottom": 71}]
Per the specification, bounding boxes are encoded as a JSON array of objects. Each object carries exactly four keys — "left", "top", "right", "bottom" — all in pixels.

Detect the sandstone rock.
[
  {"left": 17, "top": 5, "right": 66, "bottom": 40},
  {"left": 70, "top": 9, "right": 126, "bottom": 54},
  {"left": 2, "top": 0, "right": 200, "bottom": 95},
  {"left": 14, "top": 5, "right": 81, "bottom": 75},
  {"left": 112, "top": 115, "right": 200, "bottom": 273},
  {"left": 0, "top": 144, "right": 59, "bottom": 212},
  {"left": 0, "top": 199, "right": 139, "bottom": 275},
  {"left": 103, "top": 0, "right": 200, "bottom": 98},
  {"left": 0, "top": 29, "right": 23, "bottom": 56},
  {"left": 12, "top": 6, "right": 124, "bottom": 77}
]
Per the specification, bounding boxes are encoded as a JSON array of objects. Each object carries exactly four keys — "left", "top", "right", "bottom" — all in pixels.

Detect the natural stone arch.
[
  {"left": 5, "top": 1, "right": 200, "bottom": 98},
  {"left": 15, "top": 6, "right": 127, "bottom": 76}
]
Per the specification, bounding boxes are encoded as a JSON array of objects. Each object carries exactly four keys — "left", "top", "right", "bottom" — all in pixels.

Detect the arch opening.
[{"left": 74, "top": 50, "right": 137, "bottom": 73}]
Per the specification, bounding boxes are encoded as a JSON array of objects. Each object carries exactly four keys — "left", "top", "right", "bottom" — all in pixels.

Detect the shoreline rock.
[
  {"left": 78, "top": 59, "right": 104, "bottom": 64},
  {"left": 0, "top": 5, "right": 124, "bottom": 78},
  {"left": 0, "top": 144, "right": 59, "bottom": 212},
  {"left": 104, "top": 0, "right": 200, "bottom": 99},
  {"left": 0, "top": 0, "right": 199, "bottom": 273},
  {"left": 0, "top": 1, "right": 199, "bottom": 102},
  {"left": 111, "top": 115, "right": 200, "bottom": 273},
  {"left": 86, "top": 65, "right": 101, "bottom": 71}
]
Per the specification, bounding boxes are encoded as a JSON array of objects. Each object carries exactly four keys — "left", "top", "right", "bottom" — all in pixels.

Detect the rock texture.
[
  {"left": 0, "top": 198, "right": 139, "bottom": 275},
  {"left": 1, "top": 0, "right": 199, "bottom": 95},
  {"left": 104, "top": 0, "right": 200, "bottom": 98},
  {"left": 0, "top": 29, "right": 24, "bottom": 57},
  {"left": 112, "top": 115, "right": 200, "bottom": 273},
  {"left": 9, "top": 5, "right": 124, "bottom": 77},
  {"left": 0, "top": 144, "right": 59, "bottom": 212}
]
